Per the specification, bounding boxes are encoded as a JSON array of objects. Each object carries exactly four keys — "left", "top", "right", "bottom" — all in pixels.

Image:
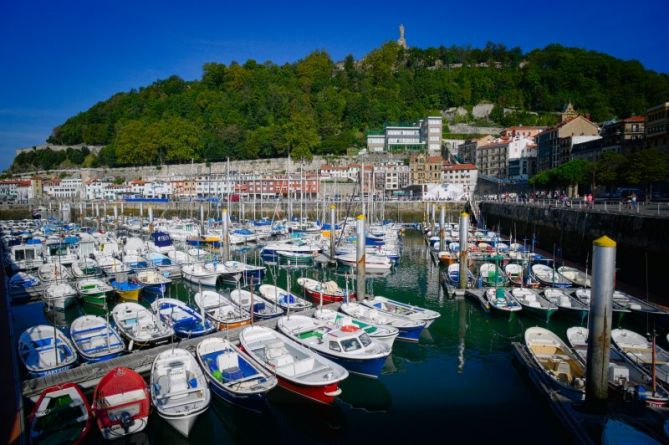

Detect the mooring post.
[
  {"left": 431, "top": 203, "right": 436, "bottom": 227},
  {"left": 139, "top": 202, "right": 143, "bottom": 217},
  {"left": 459, "top": 211, "right": 469, "bottom": 289},
  {"left": 199, "top": 204, "right": 204, "bottom": 235},
  {"left": 439, "top": 205, "right": 446, "bottom": 252},
  {"left": 356, "top": 214, "right": 366, "bottom": 300},
  {"left": 148, "top": 206, "right": 153, "bottom": 224},
  {"left": 330, "top": 204, "right": 336, "bottom": 260},
  {"left": 585, "top": 236, "right": 616, "bottom": 411},
  {"left": 222, "top": 208, "right": 230, "bottom": 262}
]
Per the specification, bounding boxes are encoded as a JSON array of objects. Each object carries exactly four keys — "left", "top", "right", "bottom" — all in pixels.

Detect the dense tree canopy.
[{"left": 40, "top": 42, "right": 669, "bottom": 168}]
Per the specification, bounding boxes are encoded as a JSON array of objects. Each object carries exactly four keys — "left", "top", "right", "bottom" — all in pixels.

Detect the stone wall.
[{"left": 480, "top": 202, "right": 668, "bottom": 299}]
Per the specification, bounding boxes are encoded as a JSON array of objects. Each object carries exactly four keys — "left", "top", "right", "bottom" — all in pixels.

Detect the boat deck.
[{"left": 22, "top": 303, "right": 340, "bottom": 401}]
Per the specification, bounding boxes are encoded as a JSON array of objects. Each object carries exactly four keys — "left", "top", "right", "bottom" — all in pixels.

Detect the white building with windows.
[
  {"left": 48, "top": 178, "right": 83, "bottom": 199},
  {"left": 195, "top": 175, "right": 235, "bottom": 197},
  {"left": 421, "top": 116, "right": 443, "bottom": 153},
  {"left": 441, "top": 163, "right": 478, "bottom": 198},
  {"left": 366, "top": 115, "right": 443, "bottom": 153}
]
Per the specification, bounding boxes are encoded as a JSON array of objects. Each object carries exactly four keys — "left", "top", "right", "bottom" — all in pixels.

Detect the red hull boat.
[{"left": 28, "top": 383, "right": 92, "bottom": 445}]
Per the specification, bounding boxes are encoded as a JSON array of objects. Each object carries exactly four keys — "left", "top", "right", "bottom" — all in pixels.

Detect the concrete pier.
[{"left": 356, "top": 214, "right": 366, "bottom": 300}]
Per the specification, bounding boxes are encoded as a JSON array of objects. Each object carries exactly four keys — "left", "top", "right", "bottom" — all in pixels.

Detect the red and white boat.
[
  {"left": 92, "top": 367, "right": 151, "bottom": 440},
  {"left": 28, "top": 383, "right": 92, "bottom": 445},
  {"left": 239, "top": 326, "right": 348, "bottom": 404},
  {"left": 296, "top": 277, "right": 355, "bottom": 303}
]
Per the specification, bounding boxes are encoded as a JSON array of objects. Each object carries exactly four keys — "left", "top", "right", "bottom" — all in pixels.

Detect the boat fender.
[{"left": 341, "top": 325, "right": 360, "bottom": 333}]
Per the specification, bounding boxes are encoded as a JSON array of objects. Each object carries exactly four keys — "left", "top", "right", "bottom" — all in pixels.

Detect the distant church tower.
[
  {"left": 397, "top": 24, "right": 408, "bottom": 49},
  {"left": 561, "top": 101, "right": 578, "bottom": 122}
]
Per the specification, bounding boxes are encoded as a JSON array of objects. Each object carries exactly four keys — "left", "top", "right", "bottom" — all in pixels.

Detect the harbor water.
[{"left": 14, "top": 230, "right": 606, "bottom": 444}]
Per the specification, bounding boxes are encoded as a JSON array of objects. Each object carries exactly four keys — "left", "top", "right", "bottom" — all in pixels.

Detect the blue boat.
[
  {"left": 70, "top": 315, "right": 125, "bottom": 362},
  {"left": 150, "top": 298, "right": 216, "bottom": 337},
  {"left": 18, "top": 325, "right": 78, "bottom": 377},
  {"left": 148, "top": 231, "right": 175, "bottom": 253},
  {"left": 196, "top": 338, "right": 277, "bottom": 411}
]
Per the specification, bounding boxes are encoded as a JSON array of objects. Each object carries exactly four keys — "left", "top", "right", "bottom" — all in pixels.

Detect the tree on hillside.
[{"left": 624, "top": 149, "right": 669, "bottom": 201}]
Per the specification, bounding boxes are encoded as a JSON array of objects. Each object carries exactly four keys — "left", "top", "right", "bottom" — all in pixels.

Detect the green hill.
[{"left": 19, "top": 42, "right": 669, "bottom": 169}]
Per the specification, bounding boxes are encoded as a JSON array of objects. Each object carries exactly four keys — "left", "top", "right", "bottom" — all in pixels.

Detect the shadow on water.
[{"left": 339, "top": 374, "right": 392, "bottom": 413}]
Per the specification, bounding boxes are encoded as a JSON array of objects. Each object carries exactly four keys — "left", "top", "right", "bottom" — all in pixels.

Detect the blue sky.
[{"left": 1, "top": 0, "right": 668, "bottom": 169}]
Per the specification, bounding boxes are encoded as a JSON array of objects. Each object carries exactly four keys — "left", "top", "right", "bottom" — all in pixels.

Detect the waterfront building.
[
  {"left": 441, "top": 163, "right": 478, "bottom": 197},
  {"left": 0, "top": 180, "right": 20, "bottom": 199},
  {"left": 366, "top": 116, "right": 443, "bottom": 153},
  {"left": 410, "top": 154, "right": 444, "bottom": 185},
  {"left": 571, "top": 116, "right": 644, "bottom": 162},
  {"left": 536, "top": 109, "right": 599, "bottom": 171},
  {"left": 645, "top": 102, "right": 669, "bottom": 152},
  {"left": 475, "top": 141, "right": 509, "bottom": 178},
  {"left": 459, "top": 135, "right": 496, "bottom": 164}
]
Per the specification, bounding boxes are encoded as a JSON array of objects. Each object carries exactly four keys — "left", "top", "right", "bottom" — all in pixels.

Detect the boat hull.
[
  {"left": 396, "top": 324, "right": 424, "bottom": 342},
  {"left": 183, "top": 272, "right": 218, "bottom": 287},
  {"left": 116, "top": 288, "right": 140, "bottom": 301},
  {"left": 317, "top": 351, "right": 387, "bottom": 378},
  {"left": 276, "top": 376, "right": 341, "bottom": 405},
  {"left": 209, "top": 380, "right": 267, "bottom": 412},
  {"left": 217, "top": 319, "right": 251, "bottom": 331},
  {"left": 303, "top": 288, "right": 349, "bottom": 303},
  {"left": 160, "top": 409, "right": 206, "bottom": 437}
]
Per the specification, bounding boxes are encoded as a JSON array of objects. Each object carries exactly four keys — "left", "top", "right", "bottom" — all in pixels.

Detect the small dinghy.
[
  {"left": 136, "top": 269, "right": 171, "bottom": 297},
  {"left": 531, "top": 264, "right": 572, "bottom": 288},
  {"left": 71, "top": 258, "right": 102, "bottom": 279},
  {"left": 360, "top": 296, "right": 441, "bottom": 327},
  {"left": 511, "top": 288, "right": 558, "bottom": 322},
  {"left": 43, "top": 282, "right": 78, "bottom": 311},
  {"left": 76, "top": 278, "right": 113, "bottom": 306},
  {"left": 223, "top": 260, "right": 266, "bottom": 282},
  {"left": 70, "top": 315, "right": 124, "bottom": 362},
  {"left": 611, "top": 291, "right": 667, "bottom": 316},
  {"left": 18, "top": 325, "right": 77, "bottom": 377},
  {"left": 147, "top": 252, "right": 181, "bottom": 277},
  {"left": 196, "top": 337, "right": 277, "bottom": 411},
  {"left": 194, "top": 290, "right": 251, "bottom": 330},
  {"left": 239, "top": 326, "right": 349, "bottom": 404},
  {"left": 151, "top": 298, "right": 216, "bottom": 337},
  {"left": 182, "top": 263, "right": 220, "bottom": 287},
  {"left": 573, "top": 289, "right": 634, "bottom": 314},
  {"left": 167, "top": 250, "right": 190, "bottom": 265},
  {"left": 504, "top": 263, "right": 524, "bottom": 286},
  {"left": 278, "top": 315, "right": 391, "bottom": 378},
  {"left": 557, "top": 266, "right": 590, "bottom": 287},
  {"left": 484, "top": 288, "right": 522, "bottom": 315},
  {"left": 340, "top": 302, "right": 425, "bottom": 342},
  {"left": 150, "top": 348, "right": 210, "bottom": 437},
  {"left": 296, "top": 277, "right": 354, "bottom": 303},
  {"left": 543, "top": 288, "right": 589, "bottom": 320},
  {"left": 612, "top": 329, "right": 669, "bottom": 388},
  {"left": 112, "top": 302, "right": 173, "bottom": 348},
  {"left": 121, "top": 254, "right": 150, "bottom": 273},
  {"left": 567, "top": 327, "right": 669, "bottom": 407},
  {"left": 258, "top": 284, "right": 312, "bottom": 311},
  {"left": 93, "top": 367, "right": 150, "bottom": 439},
  {"left": 28, "top": 383, "right": 92, "bottom": 445},
  {"left": 525, "top": 326, "right": 585, "bottom": 401},
  {"left": 229, "top": 289, "right": 284, "bottom": 320},
  {"left": 479, "top": 262, "right": 508, "bottom": 287},
  {"left": 203, "top": 261, "right": 243, "bottom": 284}
]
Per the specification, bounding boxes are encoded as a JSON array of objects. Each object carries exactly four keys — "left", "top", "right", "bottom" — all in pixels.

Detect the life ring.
[{"left": 340, "top": 325, "right": 360, "bottom": 333}]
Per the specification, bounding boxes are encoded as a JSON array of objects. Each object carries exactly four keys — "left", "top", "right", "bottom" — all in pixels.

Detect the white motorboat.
[
  {"left": 150, "top": 348, "right": 210, "bottom": 437},
  {"left": 194, "top": 290, "right": 251, "bottom": 330},
  {"left": 112, "top": 302, "right": 173, "bottom": 348},
  {"left": 70, "top": 315, "right": 125, "bottom": 362},
  {"left": 612, "top": 329, "right": 669, "bottom": 388},
  {"left": 258, "top": 284, "right": 312, "bottom": 311},
  {"left": 182, "top": 263, "right": 220, "bottom": 287},
  {"left": 313, "top": 308, "right": 399, "bottom": 349},
  {"left": 360, "top": 296, "right": 441, "bottom": 327},
  {"left": 229, "top": 289, "right": 284, "bottom": 320},
  {"left": 43, "top": 282, "right": 78, "bottom": 311}
]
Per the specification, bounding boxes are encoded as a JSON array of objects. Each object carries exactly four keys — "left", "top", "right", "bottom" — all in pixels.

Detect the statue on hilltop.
[{"left": 397, "top": 24, "right": 408, "bottom": 49}]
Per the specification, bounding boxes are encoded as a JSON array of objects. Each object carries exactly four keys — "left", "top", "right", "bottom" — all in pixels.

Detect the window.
[
  {"left": 329, "top": 341, "right": 341, "bottom": 352},
  {"left": 341, "top": 338, "right": 362, "bottom": 352},
  {"left": 359, "top": 333, "right": 372, "bottom": 347}
]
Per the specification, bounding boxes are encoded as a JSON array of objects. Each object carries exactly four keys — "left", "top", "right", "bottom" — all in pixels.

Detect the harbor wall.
[{"left": 479, "top": 202, "right": 669, "bottom": 299}]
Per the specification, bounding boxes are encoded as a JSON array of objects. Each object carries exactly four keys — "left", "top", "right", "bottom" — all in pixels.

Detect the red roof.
[
  {"left": 623, "top": 115, "right": 645, "bottom": 123},
  {"left": 444, "top": 163, "right": 477, "bottom": 171}
]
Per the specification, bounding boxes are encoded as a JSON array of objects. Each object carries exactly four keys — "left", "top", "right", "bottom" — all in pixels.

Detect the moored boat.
[
  {"left": 612, "top": 329, "right": 669, "bottom": 388},
  {"left": 557, "top": 266, "right": 590, "bottom": 287},
  {"left": 229, "top": 288, "right": 284, "bottom": 320},
  {"left": 567, "top": 327, "right": 669, "bottom": 407},
  {"left": 478, "top": 262, "right": 508, "bottom": 287},
  {"left": 71, "top": 258, "right": 101, "bottom": 279},
  {"left": 296, "top": 277, "right": 353, "bottom": 303},
  {"left": 93, "top": 367, "right": 150, "bottom": 439},
  {"left": 151, "top": 297, "right": 216, "bottom": 337},
  {"left": 278, "top": 315, "right": 390, "bottom": 378},
  {"left": 76, "top": 278, "right": 113, "bottom": 306},
  {"left": 70, "top": 315, "right": 125, "bottom": 362},
  {"left": 239, "top": 326, "right": 349, "bottom": 404},
  {"left": 28, "top": 383, "right": 92, "bottom": 445},
  {"left": 531, "top": 264, "right": 572, "bottom": 288},
  {"left": 543, "top": 288, "right": 589, "bottom": 320},
  {"left": 136, "top": 269, "right": 171, "bottom": 298},
  {"left": 340, "top": 301, "right": 425, "bottom": 342},
  {"left": 112, "top": 302, "right": 173, "bottom": 348},
  {"left": 18, "top": 325, "right": 77, "bottom": 377},
  {"left": 524, "top": 326, "right": 585, "bottom": 401},
  {"left": 313, "top": 308, "right": 399, "bottom": 349},
  {"left": 196, "top": 337, "right": 277, "bottom": 411},
  {"left": 484, "top": 288, "right": 522, "bottom": 315},
  {"left": 110, "top": 277, "right": 143, "bottom": 302},
  {"left": 43, "top": 282, "right": 78, "bottom": 311},
  {"left": 150, "top": 348, "right": 210, "bottom": 437},
  {"left": 360, "top": 296, "right": 440, "bottom": 327},
  {"left": 182, "top": 263, "right": 220, "bottom": 287},
  {"left": 258, "top": 284, "right": 312, "bottom": 311},
  {"left": 504, "top": 263, "right": 524, "bottom": 286},
  {"left": 194, "top": 290, "right": 251, "bottom": 330},
  {"left": 511, "top": 287, "right": 557, "bottom": 322}
]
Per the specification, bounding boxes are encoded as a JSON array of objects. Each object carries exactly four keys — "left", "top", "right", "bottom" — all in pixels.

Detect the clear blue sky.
[{"left": 1, "top": 0, "right": 667, "bottom": 169}]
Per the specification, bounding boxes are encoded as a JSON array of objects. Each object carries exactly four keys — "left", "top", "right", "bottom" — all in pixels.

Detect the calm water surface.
[{"left": 19, "top": 231, "right": 636, "bottom": 444}]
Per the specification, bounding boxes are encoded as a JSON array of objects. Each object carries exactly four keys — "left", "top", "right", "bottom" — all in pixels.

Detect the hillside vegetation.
[{"left": 17, "top": 42, "right": 669, "bottom": 170}]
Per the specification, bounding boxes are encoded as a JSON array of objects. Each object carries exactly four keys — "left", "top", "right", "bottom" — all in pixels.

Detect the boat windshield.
[
  {"left": 341, "top": 338, "right": 362, "bottom": 352},
  {"left": 359, "top": 333, "right": 372, "bottom": 347}
]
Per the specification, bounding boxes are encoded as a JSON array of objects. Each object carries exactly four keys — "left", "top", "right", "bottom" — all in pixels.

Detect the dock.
[{"left": 22, "top": 303, "right": 340, "bottom": 401}]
